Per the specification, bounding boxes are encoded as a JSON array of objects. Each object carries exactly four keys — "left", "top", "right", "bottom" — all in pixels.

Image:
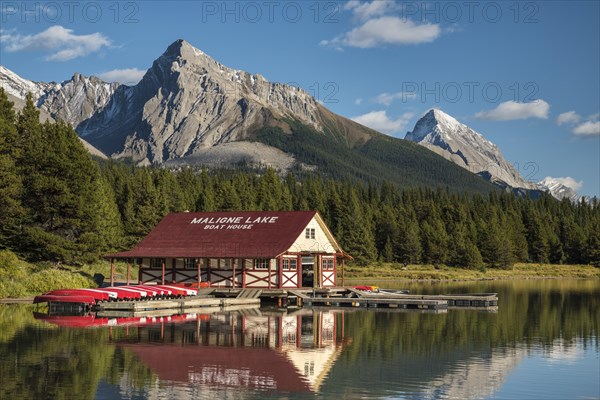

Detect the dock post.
[
  {"left": 197, "top": 259, "right": 201, "bottom": 290},
  {"left": 110, "top": 258, "right": 115, "bottom": 287},
  {"left": 341, "top": 259, "right": 345, "bottom": 287},
  {"left": 161, "top": 260, "right": 165, "bottom": 285},
  {"left": 126, "top": 258, "right": 131, "bottom": 286}
]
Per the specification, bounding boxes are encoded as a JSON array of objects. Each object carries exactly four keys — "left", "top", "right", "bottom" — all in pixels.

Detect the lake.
[{"left": 0, "top": 279, "right": 598, "bottom": 399}]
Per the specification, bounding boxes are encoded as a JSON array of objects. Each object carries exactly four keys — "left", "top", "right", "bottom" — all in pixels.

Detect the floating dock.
[
  {"left": 96, "top": 297, "right": 260, "bottom": 312},
  {"left": 210, "top": 287, "right": 498, "bottom": 311},
  {"left": 34, "top": 285, "right": 497, "bottom": 313}
]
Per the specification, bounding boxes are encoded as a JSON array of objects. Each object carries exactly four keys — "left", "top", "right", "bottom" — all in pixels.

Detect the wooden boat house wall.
[{"left": 107, "top": 211, "right": 350, "bottom": 288}]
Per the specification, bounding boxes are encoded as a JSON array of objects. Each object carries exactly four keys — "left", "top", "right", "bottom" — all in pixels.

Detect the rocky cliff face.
[
  {"left": 76, "top": 39, "right": 327, "bottom": 165},
  {"left": 1, "top": 40, "right": 377, "bottom": 168},
  {"left": 405, "top": 109, "right": 538, "bottom": 190}
]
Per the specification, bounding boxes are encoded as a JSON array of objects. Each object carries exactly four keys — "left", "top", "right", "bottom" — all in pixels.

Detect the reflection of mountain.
[
  {"left": 422, "top": 348, "right": 526, "bottom": 399},
  {"left": 114, "top": 310, "right": 344, "bottom": 396}
]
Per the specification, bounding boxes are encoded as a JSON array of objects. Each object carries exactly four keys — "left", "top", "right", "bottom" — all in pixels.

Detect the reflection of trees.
[
  {"left": 0, "top": 306, "right": 154, "bottom": 400},
  {"left": 321, "top": 280, "right": 599, "bottom": 398},
  {"left": 342, "top": 280, "right": 599, "bottom": 363}
]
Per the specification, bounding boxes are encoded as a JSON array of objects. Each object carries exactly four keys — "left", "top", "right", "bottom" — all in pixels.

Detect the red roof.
[
  {"left": 108, "top": 211, "right": 323, "bottom": 259},
  {"left": 122, "top": 344, "right": 311, "bottom": 392},
  {"left": 122, "top": 344, "right": 310, "bottom": 392}
]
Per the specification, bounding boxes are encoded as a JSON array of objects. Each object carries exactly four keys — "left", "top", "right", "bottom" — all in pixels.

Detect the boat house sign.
[{"left": 191, "top": 216, "right": 279, "bottom": 230}]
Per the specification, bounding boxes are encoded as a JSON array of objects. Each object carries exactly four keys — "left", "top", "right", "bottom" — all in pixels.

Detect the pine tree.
[
  {"left": 0, "top": 91, "right": 23, "bottom": 247},
  {"left": 337, "top": 186, "right": 377, "bottom": 265}
]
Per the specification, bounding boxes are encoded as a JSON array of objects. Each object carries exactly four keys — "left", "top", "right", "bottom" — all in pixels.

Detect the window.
[
  {"left": 150, "top": 258, "right": 165, "bottom": 269},
  {"left": 282, "top": 258, "right": 297, "bottom": 271},
  {"left": 305, "top": 228, "right": 315, "bottom": 239},
  {"left": 322, "top": 258, "right": 334, "bottom": 271},
  {"left": 184, "top": 258, "right": 199, "bottom": 270},
  {"left": 254, "top": 259, "right": 270, "bottom": 270}
]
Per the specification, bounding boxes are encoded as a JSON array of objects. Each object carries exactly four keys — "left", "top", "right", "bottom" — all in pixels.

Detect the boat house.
[{"left": 107, "top": 211, "right": 350, "bottom": 289}]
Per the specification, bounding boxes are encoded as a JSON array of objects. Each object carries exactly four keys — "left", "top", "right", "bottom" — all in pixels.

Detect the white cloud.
[
  {"left": 474, "top": 100, "right": 550, "bottom": 121},
  {"left": 556, "top": 111, "right": 581, "bottom": 125},
  {"left": 1, "top": 25, "right": 111, "bottom": 61},
  {"left": 372, "top": 91, "right": 416, "bottom": 106},
  {"left": 354, "top": 97, "right": 362, "bottom": 105},
  {"left": 98, "top": 68, "right": 145, "bottom": 85},
  {"left": 572, "top": 120, "right": 600, "bottom": 137},
  {"left": 344, "top": 0, "right": 398, "bottom": 21},
  {"left": 322, "top": 16, "right": 441, "bottom": 48},
  {"left": 543, "top": 176, "right": 584, "bottom": 191},
  {"left": 351, "top": 110, "right": 414, "bottom": 134}
]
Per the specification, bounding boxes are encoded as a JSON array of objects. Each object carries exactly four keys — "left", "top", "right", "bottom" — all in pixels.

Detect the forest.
[{"left": 1, "top": 88, "right": 599, "bottom": 268}]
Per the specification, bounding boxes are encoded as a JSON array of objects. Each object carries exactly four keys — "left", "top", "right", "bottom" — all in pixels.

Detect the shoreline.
[{"left": 1, "top": 263, "right": 597, "bottom": 304}]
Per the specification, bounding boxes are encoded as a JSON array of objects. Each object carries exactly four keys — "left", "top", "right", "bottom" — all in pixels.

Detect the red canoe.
[
  {"left": 47, "top": 289, "right": 116, "bottom": 302},
  {"left": 33, "top": 294, "right": 96, "bottom": 305}
]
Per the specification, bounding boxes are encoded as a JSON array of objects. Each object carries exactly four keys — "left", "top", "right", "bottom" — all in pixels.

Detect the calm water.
[{"left": 0, "top": 279, "right": 598, "bottom": 400}]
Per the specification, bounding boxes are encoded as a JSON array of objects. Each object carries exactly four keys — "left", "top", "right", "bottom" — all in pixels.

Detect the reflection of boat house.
[
  {"left": 116, "top": 310, "right": 345, "bottom": 393},
  {"left": 108, "top": 211, "right": 350, "bottom": 288}
]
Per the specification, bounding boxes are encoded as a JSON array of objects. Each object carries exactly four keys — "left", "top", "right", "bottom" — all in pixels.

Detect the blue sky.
[{"left": 1, "top": 1, "right": 598, "bottom": 196}]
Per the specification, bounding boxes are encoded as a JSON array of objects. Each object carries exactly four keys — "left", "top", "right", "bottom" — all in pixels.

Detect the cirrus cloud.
[
  {"left": 556, "top": 111, "right": 581, "bottom": 126},
  {"left": 321, "top": 16, "right": 441, "bottom": 49},
  {"left": 98, "top": 68, "right": 146, "bottom": 85},
  {"left": 351, "top": 110, "right": 414, "bottom": 134},
  {"left": 344, "top": 0, "right": 399, "bottom": 21},
  {"left": 474, "top": 100, "right": 550, "bottom": 121},
  {"left": 0, "top": 25, "right": 111, "bottom": 61},
  {"left": 572, "top": 120, "right": 600, "bottom": 137}
]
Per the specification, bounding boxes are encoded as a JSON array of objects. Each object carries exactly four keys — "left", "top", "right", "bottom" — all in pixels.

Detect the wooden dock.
[
  {"left": 95, "top": 296, "right": 260, "bottom": 312},
  {"left": 210, "top": 287, "right": 498, "bottom": 311},
  {"left": 40, "top": 286, "right": 496, "bottom": 314}
]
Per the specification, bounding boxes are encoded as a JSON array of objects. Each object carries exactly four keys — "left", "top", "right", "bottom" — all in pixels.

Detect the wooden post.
[
  {"left": 297, "top": 254, "right": 302, "bottom": 288},
  {"left": 161, "top": 260, "right": 165, "bottom": 285},
  {"left": 268, "top": 259, "right": 272, "bottom": 289},
  {"left": 278, "top": 256, "right": 283, "bottom": 289},
  {"left": 315, "top": 255, "right": 320, "bottom": 288},
  {"left": 342, "top": 258, "right": 345, "bottom": 287},
  {"left": 206, "top": 258, "right": 211, "bottom": 285},
  {"left": 110, "top": 258, "right": 115, "bottom": 287},
  {"left": 126, "top": 258, "right": 131, "bottom": 286},
  {"left": 242, "top": 259, "right": 246, "bottom": 288},
  {"left": 197, "top": 259, "right": 201, "bottom": 289},
  {"left": 232, "top": 258, "right": 236, "bottom": 288}
]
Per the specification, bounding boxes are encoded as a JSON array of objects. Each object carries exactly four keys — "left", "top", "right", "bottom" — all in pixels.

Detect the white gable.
[{"left": 287, "top": 215, "right": 339, "bottom": 254}]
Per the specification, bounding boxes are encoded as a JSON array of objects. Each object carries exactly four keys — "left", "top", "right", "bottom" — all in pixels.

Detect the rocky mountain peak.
[{"left": 405, "top": 109, "right": 535, "bottom": 190}]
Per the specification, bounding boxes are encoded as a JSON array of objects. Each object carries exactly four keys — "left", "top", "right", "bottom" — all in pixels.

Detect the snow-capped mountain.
[
  {"left": 0, "top": 65, "right": 47, "bottom": 99},
  {"left": 0, "top": 65, "right": 120, "bottom": 124},
  {"left": 537, "top": 177, "right": 584, "bottom": 202},
  {"left": 0, "top": 66, "right": 109, "bottom": 159},
  {"left": 405, "top": 109, "right": 538, "bottom": 190}
]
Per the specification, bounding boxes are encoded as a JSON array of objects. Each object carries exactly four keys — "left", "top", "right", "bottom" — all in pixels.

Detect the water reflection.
[
  {"left": 0, "top": 279, "right": 598, "bottom": 399},
  {"left": 106, "top": 309, "right": 346, "bottom": 395}
]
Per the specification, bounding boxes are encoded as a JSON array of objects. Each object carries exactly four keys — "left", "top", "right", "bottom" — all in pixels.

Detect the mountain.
[
  {"left": 0, "top": 66, "right": 108, "bottom": 159},
  {"left": 537, "top": 177, "right": 584, "bottom": 202},
  {"left": 405, "top": 109, "right": 538, "bottom": 190},
  {"left": 0, "top": 40, "right": 499, "bottom": 193}
]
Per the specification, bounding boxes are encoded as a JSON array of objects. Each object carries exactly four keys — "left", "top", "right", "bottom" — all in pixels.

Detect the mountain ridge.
[
  {"left": 404, "top": 109, "right": 586, "bottom": 201},
  {"left": 1, "top": 39, "right": 501, "bottom": 193}
]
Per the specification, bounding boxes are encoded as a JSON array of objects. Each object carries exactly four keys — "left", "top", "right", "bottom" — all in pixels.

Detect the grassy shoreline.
[
  {"left": 1, "top": 248, "right": 598, "bottom": 300},
  {"left": 341, "top": 263, "right": 600, "bottom": 282}
]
